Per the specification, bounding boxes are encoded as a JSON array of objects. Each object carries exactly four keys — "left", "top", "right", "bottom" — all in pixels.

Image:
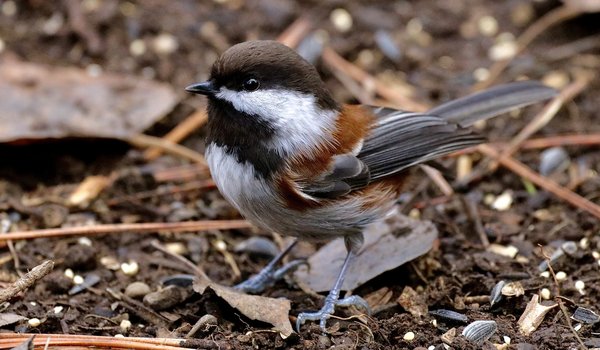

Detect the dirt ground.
[{"left": 0, "top": 0, "right": 599, "bottom": 349}]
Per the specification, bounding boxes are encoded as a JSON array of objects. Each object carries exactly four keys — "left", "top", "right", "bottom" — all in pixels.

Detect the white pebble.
[
  {"left": 165, "top": 242, "right": 187, "bottom": 255},
  {"left": 64, "top": 268, "right": 75, "bottom": 279},
  {"left": 540, "top": 271, "right": 550, "bottom": 278},
  {"left": 555, "top": 271, "right": 567, "bottom": 281},
  {"left": 73, "top": 275, "right": 84, "bottom": 285},
  {"left": 478, "top": 16, "right": 498, "bottom": 37},
  {"left": 53, "top": 306, "right": 64, "bottom": 314},
  {"left": 330, "top": 8, "right": 353, "bottom": 33},
  {"left": 120, "top": 319, "right": 132, "bottom": 331},
  {"left": 114, "top": 334, "right": 125, "bottom": 338},
  {"left": 489, "top": 41, "right": 518, "bottom": 61},
  {"left": 575, "top": 280, "right": 585, "bottom": 294},
  {"left": 540, "top": 288, "right": 551, "bottom": 300},
  {"left": 503, "top": 335, "right": 511, "bottom": 344},
  {"left": 101, "top": 256, "right": 121, "bottom": 270},
  {"left": 152, "top": 33, "right": 178, "bottom": 54},
  {"left": 78, "top": 237, "right": 92, "bottom": 246},
  {"left": 492, "top": 191, "right": 513, "bottom": 211},
  {"left": 1, "top": 1, "right": 17, "bottom": 16},
  {"left": 473, "top": 67, "right": 490, "bottom": 82},
  {"left": 29, "top": 302, "right": 37, "bottom": 306},
  {"left": 573, "top": 323, "right": 582, "bottom": 332},
  {"left": 129, "top": 39, "right": 146, "bottom": 56},
  {"left": 28, "top": 318, "right": 41, "bottom": 327},
  {"left": 592, "top": 251, "right": 600, "bottom": 260},
  {"left": 403, "top": 331, "right": 415, "bottom": 341},
  {"left": 579, "top": 237, "right": 589, "bottom": 249},
  {"left": 121, "top": 261, "right": 139, "bottom": 276}
]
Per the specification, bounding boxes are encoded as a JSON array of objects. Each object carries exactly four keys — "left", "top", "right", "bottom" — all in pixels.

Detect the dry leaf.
[
  {"left": 0, "top": 59, "right": 177, "bottom": 142},
  {"left": 517, "top": 294, "right": 558, "bottom": 336},
  {"left": 193, "top": 274, "right": 293, "bottom": 338},
  {"left": 294, "top": 208, "right": 437, "bottom": 292},
  {"left": 0, "top": 313, "right": 27, "bottom": 327},
  {"left": 397, "top": 286, "right": 428, "bottom": 317}
]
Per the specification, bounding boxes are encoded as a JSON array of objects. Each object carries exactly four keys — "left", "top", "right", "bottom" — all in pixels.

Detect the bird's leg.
[
  {"left": 234, "top": 239, "right": 304, "bottom": 294},
  {"left": 295, "top": 249, "right": 371, "bottom": 332}
]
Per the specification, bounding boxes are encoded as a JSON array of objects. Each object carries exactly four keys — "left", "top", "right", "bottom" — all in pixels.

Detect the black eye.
[{"left": 243, "top": 78, "right": 260, "bottom": 91}]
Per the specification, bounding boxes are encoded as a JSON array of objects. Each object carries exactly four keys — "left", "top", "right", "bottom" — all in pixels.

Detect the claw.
[
  {"left": 296, "top": 294, "right": 371, "bottom": 332},
  {"left": 234, "top": 258, "right": 306, "bottom": 294}
]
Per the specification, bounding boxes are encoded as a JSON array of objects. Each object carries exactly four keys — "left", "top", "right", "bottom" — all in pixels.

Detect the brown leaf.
[
  {"left": 0, "top": 59, "right": 177, "bottom": 142},
  {"left": 193, "top": 275, "right": 294, "bottom": 338},
  {"left": 294, "top": 208, "right": 437, "bottom": 292}
]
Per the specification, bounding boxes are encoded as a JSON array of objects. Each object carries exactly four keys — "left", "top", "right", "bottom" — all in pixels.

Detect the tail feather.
[{"left": 428, "top": 81, "right": 557, "bottom": 127}]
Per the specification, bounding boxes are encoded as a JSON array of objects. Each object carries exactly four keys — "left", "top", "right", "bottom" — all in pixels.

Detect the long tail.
[{"left": 428, "top": 81, "right": 557, "bottom": 127}]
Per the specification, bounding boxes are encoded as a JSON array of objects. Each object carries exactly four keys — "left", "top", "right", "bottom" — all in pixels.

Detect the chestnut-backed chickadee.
[{"left": 186, "top": 40, "right": 556, "bottom": 332}]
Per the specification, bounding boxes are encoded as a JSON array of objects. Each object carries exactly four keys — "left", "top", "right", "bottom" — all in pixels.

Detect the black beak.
[{"left": 185, "top": 80, "right": 217, "bottom": 96}]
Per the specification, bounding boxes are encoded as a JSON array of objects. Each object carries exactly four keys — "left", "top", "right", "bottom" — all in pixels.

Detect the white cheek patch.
[{"left": 215, "top": 88, "right": 337, "bottom": 156}]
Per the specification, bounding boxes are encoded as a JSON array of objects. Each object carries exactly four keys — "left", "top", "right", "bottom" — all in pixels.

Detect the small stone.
[
  {"left": 125, "top": 281, "right": 151, "bottom": 299},
  {"left": 130, "top": 39, "right": 146, "bottom": 56},
  {"left": 64, "top": 269, "right": 74, "bottom": 279},
  {"left": 478, "top": 16, "right": 498, "bottom": 37},
  {"left": 403, "top": 331, "right": 415, "bottom": 341},
  {"left": 1, "top": 1, "right": 17, "bottom": 16},
  {"left": 575, "top": 280, "right": 585, "bottom": 294},
  {"left": 152, "top": 33, "right": 178, "bottom": 54},
  {"left": 318, "top": 335, "right": 331, "bottom": 347},
  {"left": 540, "top": 288, "right": 551, "bottom": 300},
  {"left": 540, "top": 271, "right": 550, "bottom": 278},
  {"left": 121, "top": 261, "right": 139, "bottom": 276},
  {"left": 504, "top": 336, "right": 511, "bottom": 344},
  {"left": 143, "top": 285, "right": 188, "bottom": 311},
  {"left": 473, "top": 67, "right": 490, "bottom": 82},
  {"left": 53, "top": 306, "right": 64, "bottom": 314},
  {"left": 489, "top": 40, "right": 518, "bottom": 61},
  {"left": 114, "top": 334, "right": 124, "bottom": 338},
  {"left": 78, "top": 237, "right": 92, "bottom": 246},
  {"left": 555, "top": 271, "right": 567, "bottom": 281},
  {"left": 579, "top": 237, "right": 589, "bottom": 249},
  {"left": 100, "top": 256, "right": 121, "bottom": 270},
  {"left": 28, "top": 318, "right": 41, "bottom": 327},
  {"left": 120, "top": 319, "right": 132, "bottom": 331},
  {"left": 491, "top": 191, "right": 513, "bottom": 211},
  {"left": 165, "top": 242, "right": 187, "bottom": 255},
  {"left": 487, "top": 244, "right": 519, "bottom": 258},
  {"left": 330, "top": 8, "right": 353, "bottom": 33},
  {"left": 73, "top": 275, "right": 84, "bottom": 285},
  {"left": 542, "top": 71, "right": 570, "bottom": 89}
]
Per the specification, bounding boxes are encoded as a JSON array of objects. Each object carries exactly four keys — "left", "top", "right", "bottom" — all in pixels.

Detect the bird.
[{"left": 185, "top": 40, "right": 556, "bottom": 332}]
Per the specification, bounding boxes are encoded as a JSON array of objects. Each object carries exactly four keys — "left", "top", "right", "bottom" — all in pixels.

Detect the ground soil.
[{"left": 0, "top": 0, "right": 599, "bottom": 349}]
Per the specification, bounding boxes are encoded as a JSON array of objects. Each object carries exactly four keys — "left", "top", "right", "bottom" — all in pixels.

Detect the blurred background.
[{"left": 0, "top": 0, "right": 599, "bottom": 348}]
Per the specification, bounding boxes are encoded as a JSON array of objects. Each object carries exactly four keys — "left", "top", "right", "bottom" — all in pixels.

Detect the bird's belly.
[{"left": 206, "top": 144, "right": 392, "bottom": 239}]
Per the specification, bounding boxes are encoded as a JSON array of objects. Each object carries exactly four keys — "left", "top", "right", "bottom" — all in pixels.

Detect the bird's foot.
[
  {"left": 296, "top": 294, "right": 371, "bottom": 332},
  {"left": 234, "top": 259, "right": 306, "bottom": 294}
]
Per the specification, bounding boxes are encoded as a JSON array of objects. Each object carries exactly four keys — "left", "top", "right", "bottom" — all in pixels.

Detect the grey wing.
[
  {"left": 300, "top": 81, "right": 556, "bottom": 196},
  {"left": 358, "top": 109, "right": 483, "bottom": 180}
]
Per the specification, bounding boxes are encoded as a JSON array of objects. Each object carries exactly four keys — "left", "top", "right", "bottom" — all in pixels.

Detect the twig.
[
  {"left": 0, "top": 260, "right": 54, "bottom": 303},
  {"left": 479, "top": 144, "right": 600, "bottom": 220},
  {"left": 419, "top": 165, "right": 454, "bottom": 196},
  {"left": 150, "top": 240, "right": 209, "bottom": 280},
  {"left": 460, "top": 195, "right": 490, "bottom": 247},
  {"left": 106, "top": 288, "right": 172, "bottom": 328},
  {"left": 143, "top": 110, "right": 208, "bottom": 161},
  {"left": 322, "top": 47, "right": 429, "bottom": 112},
  {"left": 126, "top": 134, "right": 207, "bottom": 166},
  {"left": 494, "top": 76, "right": 589, "bottom": 168},
  {"left": 276, "top": 16, "right": 313, "bottom": 48},
  {"left": 0, "top": 220, "right": 252, "bottom": 242},
  {"left": 539, "top": 246, "right": 587, "bottom": 350},
  {"left": 473, "top": 5, "right": 582, "bottom": 91}
]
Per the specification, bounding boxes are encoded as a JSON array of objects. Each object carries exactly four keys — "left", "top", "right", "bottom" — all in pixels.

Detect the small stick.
[
  {"left": 492, "top": 77, "right": 589, "bottom": 169},
  {"left": 479, "top": 144, "right": 600, "bottom": 220},
  {"left": 322, "top": 47, "right": 429, "bottom": 112},
  {"left": 460, "top": 196, "right": 490, "bottom": 247},
  {"left": 419, "top": 165, "right": 454, "bottom": 196},
  {"left": 0, "top": 220, "right": 252, "bottom": 242},
  {"left": 150, "top": 240, "right": 209, "bottom": 281},
  {"left": 473, "top": 5, "right": 581, "bottom": 91},
  {"left": 0, "top": 260, "right": 54, "bottom": 303},
  {"left": 126, "top": 134, "right": 207, "bottom": 166},
  {"left": 143, "top": 110, "right": 208, "bottom": 161}
]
